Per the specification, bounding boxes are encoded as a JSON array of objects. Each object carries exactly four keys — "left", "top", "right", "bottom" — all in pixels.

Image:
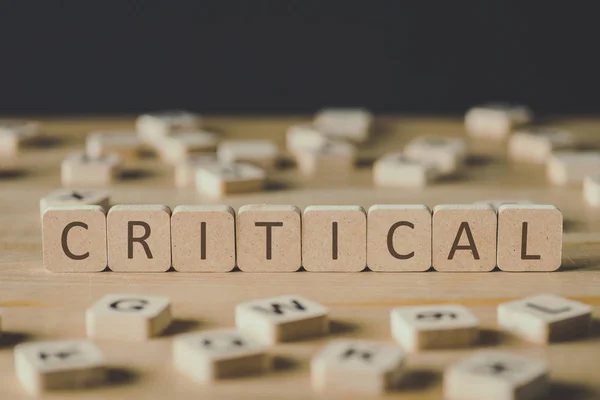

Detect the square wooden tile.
[
  {"left": 498, "top": 294, "right": 592, "bottom": 344},
  {"left": 158, "top": 130, "right": 218, "bottom": 164},
  {"left": 174, "top": 155, "right": 218, "bottom": 188},
  {"left": 0, "top": 119, "right": 39, "bottom": 156},
  {"left": 42, "top": 205, "right": 107, "bottom": 272},
  {"left": 465, "top": 103, "right": 533, "bottom": 139},
  {"left": 367, "top": 204, "right": 432, "bottom": 271},
  {"left": 547, "top": 151, "right": 600, "bottom": 185},
  {"left": 294, "top": 139, "right": 356, "bottom": 178},
  {"left": 107, "top": 205, "right": 171, "bottom": 272},
  {"left": 583, "top": 173, "right": 600, "bottom": 206},
  {"left": 173, "top": 329, "right": 269, "bottom": 383},
  {"left": 404, "top": 136, "right": 467, "bottom": 175},
  {"left": 497, "top": 204, "right": 562, "bottom": 271},
  {"left": 61, "top": 152, "right": 122, "bottom": 187},
  {"left": 136, "top": 110, "right": 201, "bottom": 144},
  {"left": 302, "top": 205, "right": 366, "bottom": 272},
  {"left": 86, "top": 293, "right": 172, "bottom": 340},
  {"left": 432, "top": 204, "right": 497, "bottom": 272},
  {"left": 171, "top": 205, "right": 236, "bottom": 272},
  {"left": 391, "top": 304, "right": 479, "bottom": 351},
  {"left": 85, "top": 131, "right": 142, "bottom": 160},
  {"left": 235, "top": 294, "right": 329, "bottom": 344},
  {"left": 314, "top": 108, "right": 372, "bottom": 143},
  {"left": 444, "top": 351, "right": 548, "bottom": 400},
  {"left": 217, "top": 139, "right": 278, "bottom": 170},
  {"left": 15, "top": 340, "right": 106, "bottom": 395},
  {"left": 196, "top": 162, "right": 266, "bottom": 198},
  {"left": 508, "top": 127, "right": 575, "bottom": 163},
  {"left": 286, "top": 124, "right": 328, "bottom": 153},
  {"left": 373, "top": 153, "right": 439, "bottom": 187},
  {"left": 311, "top": 339, "right": 406, "bottom": 395},
  {"left": 237, "top": 205, "right": 301, "bottom": 272}
]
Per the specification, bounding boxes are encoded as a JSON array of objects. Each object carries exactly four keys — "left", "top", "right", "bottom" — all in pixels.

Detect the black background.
[{"left": 1, "top": 2, "right": 599, "bottom": 115}]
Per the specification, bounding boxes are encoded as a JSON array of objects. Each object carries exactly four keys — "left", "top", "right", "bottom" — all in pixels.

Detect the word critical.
[{"left": 41, "top": 203, "right": 563, "bottom": 273}]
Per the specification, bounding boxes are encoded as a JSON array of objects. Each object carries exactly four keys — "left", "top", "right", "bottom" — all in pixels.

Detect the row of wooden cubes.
[{"left": 42, "top": 203, "right": 562, "bottom": 273}]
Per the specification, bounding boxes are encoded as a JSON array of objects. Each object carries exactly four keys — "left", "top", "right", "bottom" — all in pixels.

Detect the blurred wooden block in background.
[
  {"left": 136, "top": 110, "right": 201, "bottom": 144},
  {"left": 432, "top": 204, "right": 497, "bottom": 272},
  {"left": 39, "top": 188, "right": 110, "bottom": 216},
  {"left": 42, "top": 205, "right": 107, "bottom": 272},
  {"left": 85, "top": 131, "right": 141, "bottom": 160},
  {"left": 311, "top": 339, "right": 406, "bottom": 395},
  {"left": 547, "top": 151, "right": 600, "bottom": 185},
  {"left": 159, "top": 130, "right": 218, "bottom": 164},
  {"left": 107, "top": 205, "right": 171, "bottom": 272},
  {"left": 508, "top": 127, "right": 575, "bottom": 164},
  {"left": 302, "top": 205, "right": 366, "bottom": 272},
  {"left": 583, "top": 173, "right": 600, "bottom": 206},
  {"left": 173, "top": 329, "right": 269, "bottom": 383},
  {"left": 314, "top": 108, "right": 372, "bottom": 143},
  {"left": 0, "top": 119, "right": 39, "bottom": 156},
  {"left": 391, "top": 304, "right": 479, "bottom": 351},
  {"left": 196, "top": 162, "right": 265, "bottom": 198},
  {"left": 498, "top": 294, "right": 592, "bottom": 344},
  {"left": 237, "top": 205, "right": 301, "bottom": 272},
  {"left": 286, "top": 124, "right": 328, "bottom": 153},
  {"left": 86, "top": 293, "right": 172, "bottom": 340},
  {"left": 61, "top": 152, "right": 121, "bottom": 187},
  {"left": 15, "top": 340, "right": 106, "bottom": 395},
  {"left": 217, "top": 139, "right": 278, "bottom": 170},
  {"left": 294, "top": 140, "right": 356, "bottom": 178},
  {"left": 373, "top": 152, "right": 438, "bottom": 187},
  {"left": 171, "top": 205, "right": 236, "bottom": 272},
  {"left": 367, "top": 204, "right": 432, "bottom": 271},
  {"left": 174, "top": 155, "right": 218, "bottom": 188},
  {"left": 444, "top": 351, "right": 548, "bottom": 400},
  {"left": 497, "top": 204, "right": 562, "bottom": 272},
  {"left": 404, "top": 136, "right": 467, "bottom": 175},
  {"left": 235, "top": 294, "right": 329, "bottom": 344},
  {"left": 465, "top": 103, "right": 532, "bottom": 139}
]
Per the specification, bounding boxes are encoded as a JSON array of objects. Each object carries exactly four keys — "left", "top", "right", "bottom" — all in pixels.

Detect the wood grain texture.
[{"left": 0, "top": 116, "right": 599, "bottom": 399}]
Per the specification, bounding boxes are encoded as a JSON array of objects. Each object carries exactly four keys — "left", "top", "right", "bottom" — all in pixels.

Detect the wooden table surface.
[{"left": 0, "top": 116, "right": 599, "bottom": 399}]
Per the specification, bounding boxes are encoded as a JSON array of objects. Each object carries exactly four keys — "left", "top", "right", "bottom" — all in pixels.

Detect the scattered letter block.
[
  {"left": 237, "top": 204, "right": 302, "bottom": 272},
  {"left": 235, "top": 294, "right": 329, "bottom": 344},
  {"left": 86, "top": 293, "right": 172, "bottom": 340},
  {"left": 171, "top": 205, "right": 236, "bottom": 272},
  {"left": 311, "top": 339, "right": 406, "bottom": 395},
  {"left": 373, "top": 153, "right": 439, "bottom": 187},
  {"left": 547, "top": 151, "right": 600, "bottom": 185},
  {"left": 404, "top": 136, "right": 467, "bottom": 175},
  {"left": 173, "top": 329, "right": 269, "bottom": 383},
  {"left": 15, "top": 340, "right": 106, "bottom": 395},
  {"left": 40, "top": 188, "right": 110, "bottom": 217},
  {"left": 61, "top": 152, "right": 121, "bottom": 187},
  {"left": 42, "top": 206, "right": 107, "bottom": 272},
  {"left": 196, "top": 162, "right": 266, "bottom": 198},
  {"left": 367, "top": 205, "right": 432, "bottom": 271},
  {"left": 174, "top": 155, "right": 218, "bottom": 188},
  {"left": 0, "top": 120, "right": 40, "bottom": 156},
  {"left": 159, "top": 130, "right": 218, "bottom": 164},
  {"left": 444, "top": 351, "right": 548, "bottom": 400},
  {"left": 86, "top": 131, "right": 141, "bottom": 160},
  {"left": 314, "top": 108, "right": 372, "bottom": 143},
  {"left": 302, "top": 205, "right": 366, "bottom": 272},
  {"left": 286, "top": 124, "right": 328, "bottom": 153},
  {"left": 217, "top": 139, "right": 278, "bottom": 170},
  {"left": 107, "top": 205, "right": 171, "bottom": 272},
  {"left": 432, "top": 204, "right": 497, "bottom": 272},
  {"left": 136, "top": 110, "right": 201, "bottom": 144},
  {"left": 508, "top": 127, "right": 575, "bottom": 164},
  {"left": 498, "top": 294, "right": 592, "bottom": 344},
  {"left": 465, "top": 103, "right": 533, "bottom": 139},
  {"left": 391, "top": 304, "right": 479, "bottom": 351},
  {"left": 584, "top": 174, "right": 600, "bottom": 206},
  {"left": 497, "top": 204, "right": 562, "bottom": 272},
  {"left": 294, "top": 139, "right": 357, "bottom": 178}
]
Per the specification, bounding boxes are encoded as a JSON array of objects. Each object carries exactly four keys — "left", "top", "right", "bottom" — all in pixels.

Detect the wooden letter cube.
[
  {"left": 136, "top": 110, "right": 201, "bottom": 144},
  {"left": 171, "top": 205, "right": 236, "bottom": 272},
  {"left": 302, "top": 205, "right": 366, "bottom": 272},
  {"left": 497, "top": 204, "right": 562, "bottom": 272},
  {"left": 444, "top": 351, "right": 548, "bottom": 400},
  {"left": 237, "top": 205, "right": 301, "bottom": 272},
  {"left": 0, "top": 119, "right": 39, "bottom": 156},
  {"left": 159, "top": 130, "right": 218, "bottom": 164},
  {"left": 508, "top": 127, "right": 575, "bottom": 164},
  {"left": 217, "top": 139, "right": 278, "bottom": 170},
  {"left": 196, "top": 162, "right": 266, "bottom": 198},
  {"left": 373, "top": 153, "right": 439, "bottom": 187},
  {"left": 235, "top": 294, "right": 329, "bottom": 344},
  {"left": 465, "top": 103, "right": 533, "bottom": 139},
  {"left": 404, "top": 136, "right": 467, "bottom": 175},
  {"left": 391, "top": 304, "right": 479, "bottom": 351},
  {"left": 173, "top": 329, "right": 269, "bottom": 383},
  {"left": 314, "top": 108, "right": 372, "bottom": 143},
  {"left": 15, "top": 340, "right": 106, "bottom": 395},
  {"left": 85, "top": 131, "right": 142, "bottom": 160},
  {"left": 174, "top": 155, "right": 217, "bottom": 188},
  {"left": 107, "top": 205, "right": 171, "bottom": 272},
  {"left": 547, "top": 151, "right": 600, "bottom": 185},
  {"left": 583, "top": 173, "right": 600, "bottom": 206},
  {"left": 432, "top": 204, "right": 497, "bottom": 272},
  {"left": 286, "top": 124, "right": 328, "bottom": 153},
  {"left": 311, "top": 339, "right": 406, "bottom": 395},
  {"left": 86, "top": 293, "right": 172, "bottom": 340},
  {"left": 40, "top": 188, "right": 110, "bottom": 217},
  {"left": 294, "top": 139, "right": 356, "bottom": 178},
  {"left": 42, "top": 206, "right": 107, "bottom": 272},
  {"left": 367, "top": 205, "right": 432, "bottom": 271},
  {"left": 61, "top": 152, "right": 121, "bottom": 187},
  {"left": 498, "top": 294, "right": 592, "bottom": 344}
]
